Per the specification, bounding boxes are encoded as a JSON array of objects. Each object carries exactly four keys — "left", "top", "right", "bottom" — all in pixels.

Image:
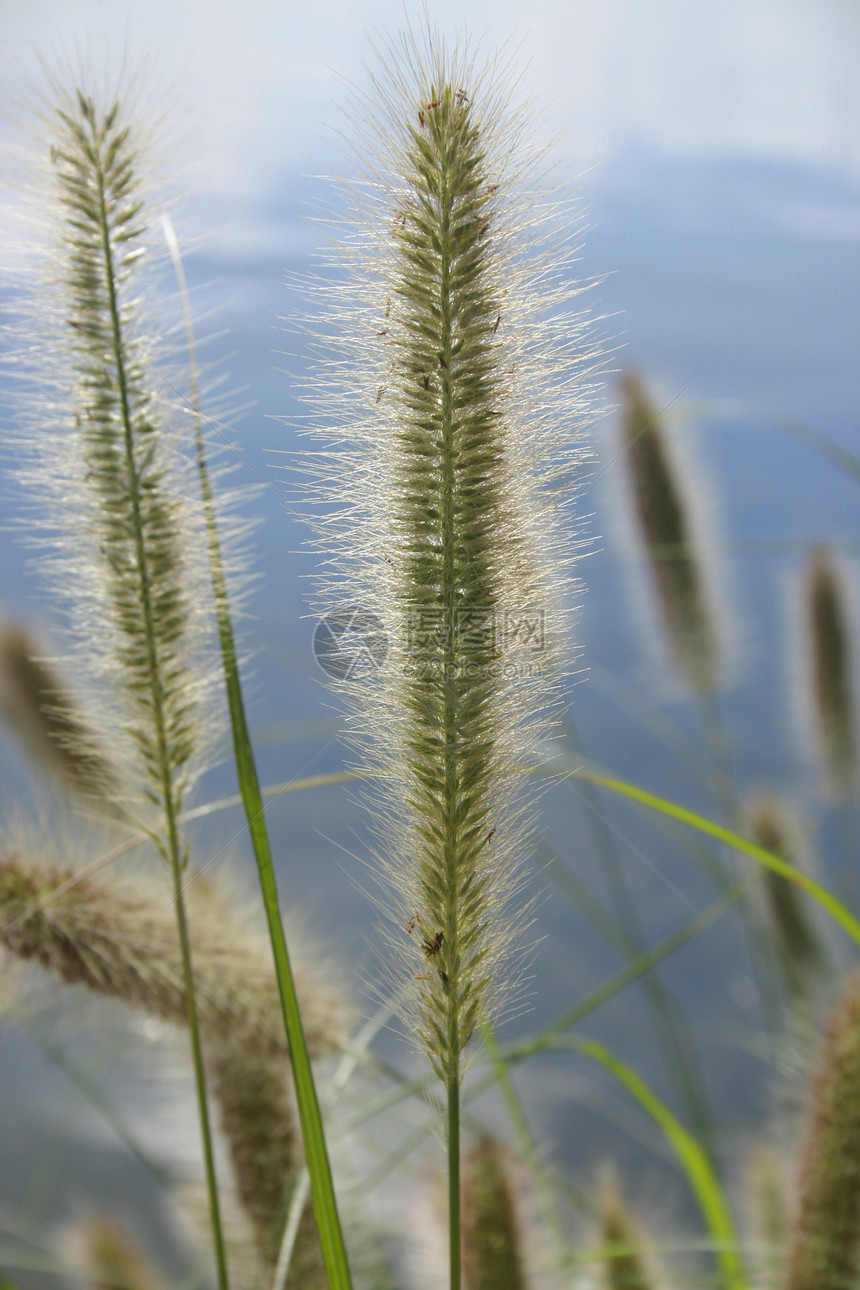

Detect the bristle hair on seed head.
[
  {"left": 292, "top": 24, "right": 600, "bottom": 1076},
  {"left": 1, "top": 65, "right": 226, "bottom": 837}
]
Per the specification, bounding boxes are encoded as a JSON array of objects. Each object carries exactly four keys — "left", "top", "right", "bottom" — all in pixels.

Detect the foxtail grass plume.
[
  {"left": 803, "top": 545, "right": 856, "bottom": 800},
  {"left": 78, "top": 1215, "right": 162, "bottom": 1290},
  {"left": 0, "top": 855, "right": 340, "bottom": 1067},
  {"left": 5, "top": 75, "right": 232, "bottom": 1282},
  {"left": 746, "top": 798, "right": 821, "bottom": 993},
  {"left": 5, "top": 76, "right": 218, "bottom": 841},
  {"left": 617, "top": 372, "right": 717, "bottom": 694},
  {"left": 461, "top": 1139, "right": 527, "bottom": 1290},
  {"left": 598, "top": 1179, "right": 653, "bottom": 1290},
  {"left": 303, "top": 29, "right": 593, "bottom": 1082},
  {"left": 0, "top": 621, "right": 119, "bottom": 809},
  {"left": 0, "top": 854, "right": 338, "bottom": 1278},
  {"left": 747, "top": 1146, "right": 787, "bottom": 1289},
  {"left": 210, "top": 1047, "right": 325, "bottom": 1286},
  {"left": 787, "top": 971, "right": 860, "bottom": 1290}
]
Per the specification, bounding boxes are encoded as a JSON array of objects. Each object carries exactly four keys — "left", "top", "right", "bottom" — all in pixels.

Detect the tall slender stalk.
[
  {"left": 10, "top": 83, "right": 229, "bottom": 1287},
  {"left": 162, "top": 219, "right": 353, "bottom": 1290},
  {"left": 307, "top": 31, "right": 592, "bottom": 1289}
]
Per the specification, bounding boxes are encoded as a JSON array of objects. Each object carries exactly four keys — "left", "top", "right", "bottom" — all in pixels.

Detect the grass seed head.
[
  {"left": 746, "top": 1145, "right": 787, "bottom": 1287},
  {"left": 210, "top": 1046, "right": 324, "bottom": 1285},
  {"left": 0, "top": 854, "right": 341, "bottom": 1062},
  {"left": 746, "top": 796, "right": 822, "bottom": 993},
  {"left": 788, "top": 971, "right": 860, "bottom": 1290},
  {"left": 0, "top": 853, "right": 342, "bottom": 1281},
  {"left": 4, "top": 70, "right": 222, "bottom": 842},
  {"left": 0, "top": 620, "right": 121, "bottom": 812},
  {"left": 462, "top": 1138, "right": 527, "bottom": 1290},
  {"left": 617, "top": 371, "right": 718, "bottom": 695},
  {"left": 804, "top": 544, "right": 856, "bottom": 801},
  {"left": 300, "top": 26, "right": 597, "bottom": 1078},
  {"left": 77, "top": 1215, "right": 162, "bottom": 1290},
  {"left": 598, "top": 1176, "right": 654, "bottom": 1290}
]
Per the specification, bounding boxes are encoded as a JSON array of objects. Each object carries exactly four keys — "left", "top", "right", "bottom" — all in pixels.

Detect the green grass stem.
[
  {"left": 573, "top": 1039, "right": 746, "bottom": 1290},
  {"left": 567, "top": 769, "right": 860, "bottom": 947},
  {"left": 561, "top": 715, "right": 718, "bottom": 1164},
  {"left": 163, "top": 218, "right": 352, "bottom": 1290},
  {"left": 448, "top": 1074, "right": 462, "bottom": 1290}
]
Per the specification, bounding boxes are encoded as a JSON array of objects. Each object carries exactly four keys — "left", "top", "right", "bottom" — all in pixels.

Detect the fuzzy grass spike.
[
  {"left": 0, "top": 856, "right": 340, "bottom": 1062},
  {"left": 0, "top": 854, "right": 337, "bottom": 1279},
  {"left": 303, "top": 30, "right": 594, "bottom": 1289},
  {"left": 598, "top": 1182, "right": 652, "bottom": 1290},
  {"left": 747, "top": 1146, "right": 786, "bottom": 1288},
  {"left": 79, "top": 1216, "right": 163, "bottom": 1290},
  {"left": 210, "top": 1048, "right": 325, "bottom": 1286},
  {"left": 788, "top": 971, "right": 860, "bottom": 1289},
  {"left": 461, "top": 1139, "right": 527, "bottom": 1290},
  {"left": 804, "top": 545, "right": 856, "bottom": 800},
  {"left": 24, "top": 87, "right": 211, "bottom": 834},
  {"left": 746, "top": 798, "right": 821, "bottom": 993},
  {"left": 7, "top": 78, "right": 232, "bottom": 1283},
  {"left": 0, "top": 621, "right": 118, "bottom": 807},
  {"left": 618, "top": 371, "right": 717, "bottom": 694}
]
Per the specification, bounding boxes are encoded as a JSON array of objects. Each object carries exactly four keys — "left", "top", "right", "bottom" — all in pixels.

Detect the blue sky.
[{"left": 3, "top": 0, "right": 859, "bottom": 222}]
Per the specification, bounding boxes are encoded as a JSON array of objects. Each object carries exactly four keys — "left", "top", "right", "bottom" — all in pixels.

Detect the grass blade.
[
  {"left": 573, "top": 1039, "right": 746, "bottom": 1290},
  {"left": 164, "top": 219, "right": 352, "bottom": 1290},
  {"left": 567, "top": 769, "right": 860, "bottom": 947},
  {"left": 502, "top": 884, "right": 745, "bottom": 1068}
]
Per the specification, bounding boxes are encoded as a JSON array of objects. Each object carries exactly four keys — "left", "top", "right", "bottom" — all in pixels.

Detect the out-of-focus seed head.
[
  {"left": 462, "top": 1138, "right": 527, "bottom": 1290},
  {"left": 787, "top": 971, "right": 860, "bottom": 1290},
  {"left": 0, "top": 852, "right": 343, "bottom": 1284},
  {"left": 803, "top": 545, "right": 856, "bottom": 801},
  {"left": 598, "top": 1176, "right": 654, "bottom": 1290},
  {"left": 746, "top": 1145, "right": 787, "bottom": 1288},
  {"left": 0, "top": 620, "right": 120, "bottom": 812},
  {"left": 617, "top": 371, "right": 719, "bottom": 695},
  {"left": 746, "top": 796, "right": 822, "bottom": 994},
  {"left": 76, "top": 1215, "right": 162, "bottom": 1290}
]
